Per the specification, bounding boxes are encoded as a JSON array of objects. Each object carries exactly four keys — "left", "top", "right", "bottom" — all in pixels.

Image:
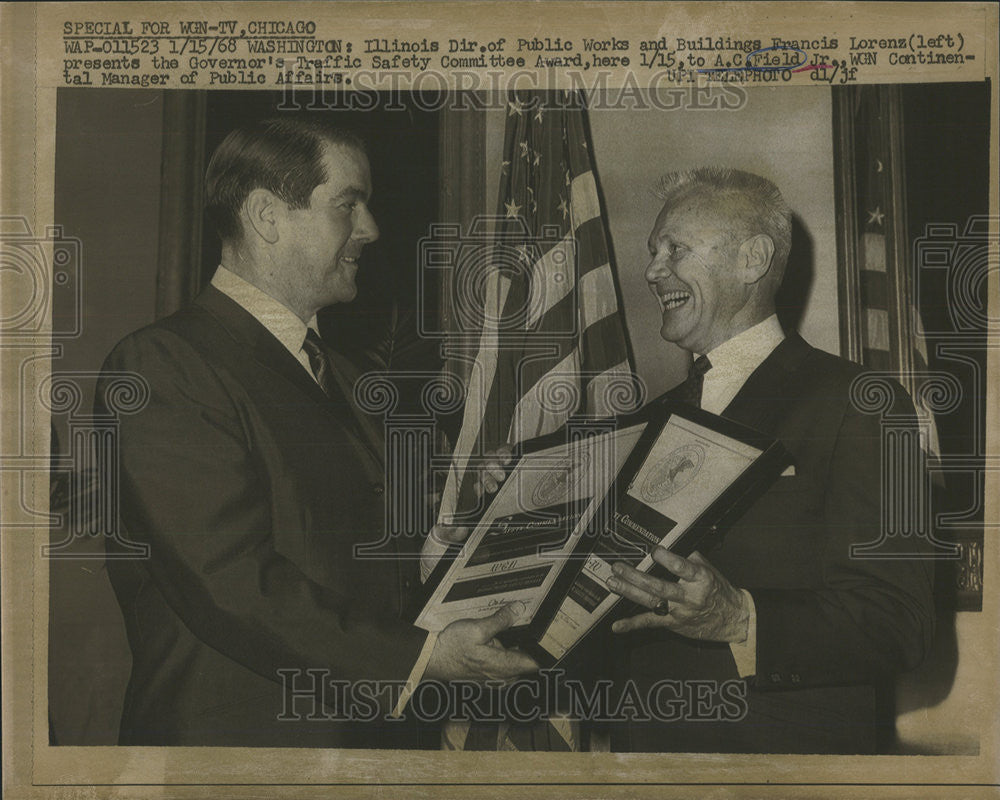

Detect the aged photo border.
[{"left": 2, "top": 2, "right": 998, "bottom": 797}]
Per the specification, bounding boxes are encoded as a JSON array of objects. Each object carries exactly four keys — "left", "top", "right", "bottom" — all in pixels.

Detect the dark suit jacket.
[
  {"left": 97, "top": 287, "right": 429, "bottom": 747},
  {"left": 608, "top": 333, "right": 935, "bottom": 754}
]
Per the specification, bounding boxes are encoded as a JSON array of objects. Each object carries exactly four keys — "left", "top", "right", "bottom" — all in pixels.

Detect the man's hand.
[
  {"left": 474, "top": 444, "right": 514, "bottom": 499},
  {"left": 606, "top": 547, "right": 751, "bottom": 643},
  {"left": 426, "top": 446, "right": 514, "bottom": 548},
  {"left": 424, "top": 602, "right": 540, "bottom": 682},
  {"left": 427, "top": 522, "right": 472, "bottom": 547}
]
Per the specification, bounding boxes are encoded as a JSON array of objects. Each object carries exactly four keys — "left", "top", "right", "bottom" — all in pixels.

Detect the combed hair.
[
  {"left": 205, "top": 117, "right": 365, "bottom": 242},
  {"left": 654, "top": 167, "right": 792, "bottom": 279}
]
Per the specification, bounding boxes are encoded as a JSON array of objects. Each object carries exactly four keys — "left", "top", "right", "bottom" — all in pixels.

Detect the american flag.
[
  {"left": 851, "top": 85, "right": 942, "bottom": 466},
  {"left": 433, "top": 89, "right": 639, "bottom": 542},
  {"left": 424, "top": 90, "right": 639, "bottom": 751}
]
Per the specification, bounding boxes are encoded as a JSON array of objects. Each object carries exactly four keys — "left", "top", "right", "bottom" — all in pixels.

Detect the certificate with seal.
[
  {"left": 535, "top": 403, "right": 790, "bottom": 665},
  {"left": 414, "top": 403, "right": 789, "bottom": 660},
  {"left": 414, "top": 421, "right": 649, "bottom": 636}
]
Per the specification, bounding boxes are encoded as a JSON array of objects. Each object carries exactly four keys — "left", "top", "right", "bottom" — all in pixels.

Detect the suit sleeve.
[
  {"left": 748, "top": 381, "right": 935, "bottom": 689},
  {"left": 98, "top": 329, "right": 427, "bottom": 707}
]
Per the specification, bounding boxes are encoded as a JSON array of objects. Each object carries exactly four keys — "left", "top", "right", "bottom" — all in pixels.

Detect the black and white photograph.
[{"left": 2, "top": 3, "right": 997, "bottom": 797}]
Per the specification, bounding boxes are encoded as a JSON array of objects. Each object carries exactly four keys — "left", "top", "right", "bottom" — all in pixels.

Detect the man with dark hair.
[
  {"left": 99, "top": 117, "right": 537, "bottom": 748},
  {"left": 603, "top": 166, "right": 934, "bottom": 753},
  {"left": 204, "top": 118, "right": 366, "bottom": 243}
]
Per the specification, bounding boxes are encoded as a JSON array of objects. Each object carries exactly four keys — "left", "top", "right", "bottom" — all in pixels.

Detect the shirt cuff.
[
  {"left": 420, "top": 536, "right": 449, "bottom": 583},
  {"left": 728, "top": 589, "right": 757, "bottom": 679},
  {"left": 390, "top": 630, "right": 438, "bottom": 718}
]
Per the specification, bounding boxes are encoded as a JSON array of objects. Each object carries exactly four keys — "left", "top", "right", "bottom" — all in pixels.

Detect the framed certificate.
[
  {"left": 534, "top": 402, "right": 791, "bottom": 665},
  {"left": 414, "top": 403, "right": 790, "bottom": 663},
  {"left": 414, "top": 420, "right": 650, "bottom": 640}
]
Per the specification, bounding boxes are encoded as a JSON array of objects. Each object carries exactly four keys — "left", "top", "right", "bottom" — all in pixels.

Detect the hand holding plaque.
[
  {"left": 415, "top": 403, "right": 790, "bottom": 666},
  {"left": 607, "top": 547, "right": 753, "bottom": 643},
  {"left": 424, "top": 601, "right": 540, "bottom": 682}
]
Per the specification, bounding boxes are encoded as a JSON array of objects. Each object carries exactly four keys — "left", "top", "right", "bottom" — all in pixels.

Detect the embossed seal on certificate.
[
  {"left": 532, "top": 450, "right": 592, "bottom": 506},
  {"left": 640, "top": 444, "right": 705, "bottom": 502}
]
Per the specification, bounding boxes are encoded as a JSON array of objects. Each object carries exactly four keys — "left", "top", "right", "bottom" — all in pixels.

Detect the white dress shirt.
[
  {"left": 211, "top": 265, "right": 437, "bottom": 715},
  {"left": 211, "top": 266, "right": 321, "bottom": 382},
  {"left": 698, "top": 313, "right": 785, "bottom": 678},
  {"left": 699, "top": 314, "right": 786, "bottom": 416}
]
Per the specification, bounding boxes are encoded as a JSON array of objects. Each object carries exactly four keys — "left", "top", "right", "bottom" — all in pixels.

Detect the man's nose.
[
  {"left": 353, "top": 205, "right": 379, "bottom": 243},
  {"left": 644, "top": 255, "right": 670, "bottom": 285}
]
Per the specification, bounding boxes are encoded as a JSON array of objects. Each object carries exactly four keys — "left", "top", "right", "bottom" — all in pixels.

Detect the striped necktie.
[
  {"left": 301, "top": 328, "right": 383, "bottom": 465},
  {"left": 301, "top": 328, "right": 339, "bottom": 400}
]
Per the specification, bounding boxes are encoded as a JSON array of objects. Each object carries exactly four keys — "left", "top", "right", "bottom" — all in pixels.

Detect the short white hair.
[{"left": 655, "top": 167, "right": 792, "bottom": 280}]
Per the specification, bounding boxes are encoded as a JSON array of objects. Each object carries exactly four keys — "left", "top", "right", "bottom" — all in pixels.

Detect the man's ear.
[
  {"left": 738, "top": 233, "right": 775, "bottom": 285},
  {"left": 243, "top": 188, "right": 280, "bottom": 245}
]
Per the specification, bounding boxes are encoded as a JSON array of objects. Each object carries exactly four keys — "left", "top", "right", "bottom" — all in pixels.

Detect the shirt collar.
[
  {"left": 210, "top": 265, "right": 318, "bottom": 356},
  {"left": 702, "top": 314, "right": 785, "bottom": 377}
]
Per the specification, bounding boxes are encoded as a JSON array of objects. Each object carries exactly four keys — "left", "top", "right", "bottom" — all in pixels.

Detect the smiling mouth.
[{"left": 658, "top": 290, "right": 692, "bottom": 311}]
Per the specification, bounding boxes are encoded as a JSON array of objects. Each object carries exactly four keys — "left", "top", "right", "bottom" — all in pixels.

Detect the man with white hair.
[{"left": 603, "top": 167, "right": 934, "bottom": 753}]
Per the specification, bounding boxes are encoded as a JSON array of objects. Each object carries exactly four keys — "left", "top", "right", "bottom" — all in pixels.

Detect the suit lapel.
[
  {"left": 194, "top": 287, "right": 385, "bottom": 469},
  {"left": 195, "top": 286, "right": 330, "bottom": 405},
  {"left": 721, "top": 332, "right": 813, "bottom": 435}
]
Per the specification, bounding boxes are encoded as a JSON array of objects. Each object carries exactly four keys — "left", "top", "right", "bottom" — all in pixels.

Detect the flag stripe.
[
  {"left": 526, "top": 234, "right": 577, "bottom": 327},
  {"left": 586, "top": 359, "right": 637, "bottom": 417},
  {"left": 570, "top": 171, "right": 601, "bottom": 225},
  {"left": 579, "top": 262, "right": 618, "bottom": 327},
  {"left": 435, "top": 273, "right": 512, "bottom": 526},
  {"left": 865, "top": 307, "right": 891, "bottom": 351},
  {"left": 862, "top": 347, "right": 892, "bottom": 371},
  {"left": 859, "top": 268, "right": 888, "bottom": 310},
  {"left": 862, "top": 231, "right": 887, "bottom": 272},
  {"left": 576, "top": 216, "right": 610, "bottom": 278},
  {"left": 502, "top": 270, "right": 627, "bottom": 425},
  {"left": 581, "top": 310, "right": 632, "bottom": 374},
  {"left": 508, "top": 348, "right": 583, "bottom": 442}
]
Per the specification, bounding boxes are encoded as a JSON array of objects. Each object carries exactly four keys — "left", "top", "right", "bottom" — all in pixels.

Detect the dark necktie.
[
  {"left": 301, "top": 328, "right": 338, "bottom": 400},
  {"left": 301, "top": 328, "right": 385, "bottom": 465},
  {"left": 670, "top": 354, "right": 712, "bottom": 408}
]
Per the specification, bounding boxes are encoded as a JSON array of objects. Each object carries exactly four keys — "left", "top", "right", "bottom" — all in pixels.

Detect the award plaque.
[
  {"left": 533, "top": 402, "right": 791, "bottom": 665},
  {"left": 414, "top": 402, "right": 790, "bottom": 663},
  {"left": 414, "top": 421, "right": 650, "bottom": 636}
]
